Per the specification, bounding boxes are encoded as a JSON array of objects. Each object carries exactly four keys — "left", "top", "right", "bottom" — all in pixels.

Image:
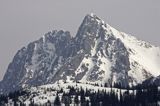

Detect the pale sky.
[{"left": 0, "top": 0, "right": 160, "bottom": 80}]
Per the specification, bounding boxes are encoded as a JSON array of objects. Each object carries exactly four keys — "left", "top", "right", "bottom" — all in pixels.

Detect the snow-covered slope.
[
  {"left": 74, "top": 14, "right": 160, "bottom": 86},
  {"left": 0, "top": 13, "right": 160, "bottom": 94},
  {"left": 109, "top": 26, "right": 160, "bottom": 85}
]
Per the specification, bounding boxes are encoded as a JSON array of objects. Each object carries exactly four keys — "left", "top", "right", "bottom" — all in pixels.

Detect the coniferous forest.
[{"left": 0, "top": 84, "right": 160, "bottom": 106}]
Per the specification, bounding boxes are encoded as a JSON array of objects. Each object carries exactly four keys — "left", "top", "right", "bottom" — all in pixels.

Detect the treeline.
[
  {"left": 0, "top": 84, "right": 160, "bottom": 106},
  {"left": 53, "top": 85, "right": 160, "bottom": 106}
]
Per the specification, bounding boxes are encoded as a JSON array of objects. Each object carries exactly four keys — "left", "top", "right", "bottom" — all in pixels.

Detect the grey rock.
[{"left": 0, "top": 13, "right": 158, "bottom": 94}]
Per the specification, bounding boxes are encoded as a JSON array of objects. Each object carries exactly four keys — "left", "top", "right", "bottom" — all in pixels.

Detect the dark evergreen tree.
[
  {"left": 61, "top": 92, "right": 71, "bottom": 106},
  {"left": 104, "top": 83, "right": 108, "bottom": 87},
  {"left": 29, "top": 99, "right": 34, "bottom": 106},
  {"left": 54, "top": 94, "right": 61, "bottom": 106},
  {"left": 46, "top": 100, "right": 51, "bottom": 106},
  {"left": 80, "top": 87, "right": 85, "bottom": 105},
  {"left": 69, "top": 87, "right": 76, "bottom": 95},
  {"left": 86, "top": 100, "right": 89, "bottom": 106},
  {"left": 74, "top": 94, "right": 79, "bottom": 105}
]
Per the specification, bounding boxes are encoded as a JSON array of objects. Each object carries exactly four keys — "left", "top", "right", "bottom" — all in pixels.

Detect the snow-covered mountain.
[{"left": 0, "top": 13, "right": 160, "bottom": 94}]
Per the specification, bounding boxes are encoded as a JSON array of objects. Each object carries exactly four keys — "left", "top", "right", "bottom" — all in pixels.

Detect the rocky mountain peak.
[{"left": 1, "top": 14, "right": 160, "bottom": 94}]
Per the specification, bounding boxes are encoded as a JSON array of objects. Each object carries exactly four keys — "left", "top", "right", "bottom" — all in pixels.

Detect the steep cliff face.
[
  {"left": 0, "top": 30, "right": 72, "bottom": 93},
  {"left": 1, "top": 14, "right": 160, "bottom": 94}
]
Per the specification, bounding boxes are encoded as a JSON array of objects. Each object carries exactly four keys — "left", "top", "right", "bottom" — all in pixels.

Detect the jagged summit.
[
  {"left": 0, "top": 14, "right": 160, "bottom": 94},
  {"left": 41, "top": 30, "right": 71, "bottom": 42},
  {"left": 85, "top": 13, "right": 102, "bottom": 21},
  {"left": 82, "top": 13, "right": 106, "bottom": 27}
]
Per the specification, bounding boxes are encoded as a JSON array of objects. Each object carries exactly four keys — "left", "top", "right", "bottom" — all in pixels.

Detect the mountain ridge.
[{"left": 0, "top": 13, "right": 160, "bottom": 94}]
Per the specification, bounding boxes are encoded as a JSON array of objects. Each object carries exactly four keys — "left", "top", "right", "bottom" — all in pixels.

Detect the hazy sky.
[{"left": 0, "top": 0, "right": 160, "bottom": 80}]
